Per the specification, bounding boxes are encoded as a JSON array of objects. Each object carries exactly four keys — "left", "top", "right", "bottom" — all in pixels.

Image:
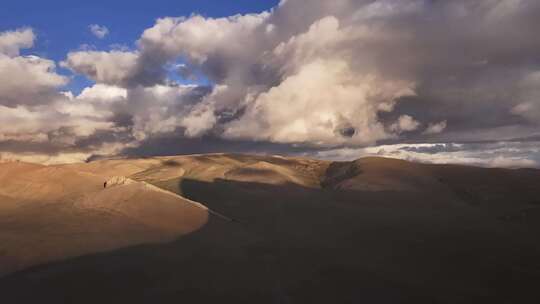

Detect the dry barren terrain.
[{"left": 1, "top": 154, "right": 539, "bottom": 303}]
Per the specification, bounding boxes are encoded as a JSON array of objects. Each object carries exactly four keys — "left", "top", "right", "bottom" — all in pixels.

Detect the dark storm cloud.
[{"left": 120, "top": 131, "right": 311, "bottom": 158}]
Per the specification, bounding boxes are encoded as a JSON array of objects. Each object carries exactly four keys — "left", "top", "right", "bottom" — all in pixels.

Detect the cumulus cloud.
[
  {"left": 2, "top": 0, "right": 540, "bottom": 166},
  {"left": 89, "top": 24, "right": 109, "bottom": 39},
  {"left": 133, "top": 9, "right": 419, "bottom": 146},
  {"left": 61, "top": 51, "right": 139, "bottom": 87},
  {"left": 0, "top": 28, "right": 34, "bottom": 57},
  {"left": 124, "top": 0, "right": 540, "bottom": 148},
  {"left": 0, "top": 29, "right": 68, "bottom": 108},
  {"left": 77, "top": 83, "right": 127, "bottom": 101},
  {"left": 0, "top": 55, "right": 68, "bottom": 107},
  {"left": 139, "top": 13, "right": 269, "bottom": 66},
  {"left": 424, "top": 121, "right": 448, "bottom": 135},
  {"left": 0, "top": 28, "right": 128, "bottom": 160},
  {"left": 390, "top": 115, "right": 421, "bottom": 134}
]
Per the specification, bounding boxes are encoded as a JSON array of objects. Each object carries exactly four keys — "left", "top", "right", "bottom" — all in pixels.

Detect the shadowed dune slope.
[
  {"left": 323, "top": 157, "right": 540, "bottom": 204},
  {"left": 322, "top": 157, "right": 444, "bottom": 191}
]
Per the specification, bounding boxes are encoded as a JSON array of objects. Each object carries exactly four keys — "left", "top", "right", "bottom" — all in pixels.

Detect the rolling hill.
[{"left": 1, "top": 154, "right": 539, "bottom": 303}]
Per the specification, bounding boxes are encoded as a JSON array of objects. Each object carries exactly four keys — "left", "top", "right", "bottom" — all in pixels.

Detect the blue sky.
[{"left": 1, "top": 0, "right": 279, "bottom": 93}]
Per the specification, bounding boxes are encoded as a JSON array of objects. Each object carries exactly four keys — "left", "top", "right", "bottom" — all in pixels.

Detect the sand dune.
[
  {"left": 79, "top": 178, "right": 208, "bottom": 234},
  {"left": 0, "top": 162, "right": 102, "bottom": 203},
  {"left": 1, "top": 154, "right": 540, "bottom": 303},
  {"left": 0, "top": 162, "right": 208, "bottom": 276},
  {"left": 63, "top": 158, "right": 161, "bottom": 179},
  {"left": 224, "top": 161, "right": 314, "bottom": 186}
]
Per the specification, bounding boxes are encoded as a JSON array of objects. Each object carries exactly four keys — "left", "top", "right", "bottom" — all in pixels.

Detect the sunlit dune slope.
[
  {"left": 0, "top": 162, "right": 208, "bottom": 276},
  {"left": 78, "top": 178, "right": 208, "bottom": 234},
  {"left": 0, "top": 161, "right": 103, "bottom": 203},
  {"left": 126, "top": 154, "right": 328, "bottom": 192},
  {"left": 62, "top": 158, "right": 161, "bottom": 179}
]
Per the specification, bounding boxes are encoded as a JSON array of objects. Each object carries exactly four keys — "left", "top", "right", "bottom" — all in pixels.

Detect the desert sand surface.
[
  {"left": 1, "top": 154, "right": 540, "bottom": 303},
  {"left": 0, "top": 161, "right": 208, "bottom": 276}
]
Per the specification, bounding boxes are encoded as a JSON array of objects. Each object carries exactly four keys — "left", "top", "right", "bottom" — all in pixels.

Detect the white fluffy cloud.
[
  {"left": 390, "top": 115, "right": 421, "bottom": 134},
  {"left": 224, "top": 60, "right": 414, "bottom": 145},
  {"left": 139, "top": 13, "right": 269, "bottom": 66},
  {"left": 424, "top": 121, "right": 448, "bottom": 135},
  {"left": 0, "top": 28, "right": 125, "bottom": 160},
  {"left": 134, "top": 11, "right": 420, "bottom": 146},
  {"left": 0, "top": 28, "right": 34, "bottom": 57},
  {"left": 124, "top": 0, "right": 540, "bottom": 148},
  {"left": 77, "top": 84, "right": 127, "bottom": 102},
  {"left": 0, "top": 55, "right": 68, "bottom": 107},
  {"left": 0, "top": 29, "right": 68, "bottom": 107},
  {"left": 89, "top": 24, "right": 109, "bottom": 39},
  {"left": 61, "top": 51, "right": 139, "bottom": 86}
]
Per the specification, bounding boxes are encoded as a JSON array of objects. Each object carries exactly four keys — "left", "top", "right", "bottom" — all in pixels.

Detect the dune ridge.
[
  {"left": 1, "top": 154, "right": 540, "bottom": 303},
  {"left": 0, "top": 162, "right": 210, "bottom": 276}
]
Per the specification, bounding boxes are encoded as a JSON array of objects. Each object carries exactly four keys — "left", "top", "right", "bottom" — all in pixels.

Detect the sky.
[
  {"left": 0, "top": 0, "right": 279, "bottom": 92},
  {"left": 1, "top": 0, "right": 540, "bottom": 167}
]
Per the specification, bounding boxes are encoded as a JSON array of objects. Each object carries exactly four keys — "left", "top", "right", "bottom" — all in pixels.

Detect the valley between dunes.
[{"left": 1, "top": 154, "right": 540, "bottom": 303}]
